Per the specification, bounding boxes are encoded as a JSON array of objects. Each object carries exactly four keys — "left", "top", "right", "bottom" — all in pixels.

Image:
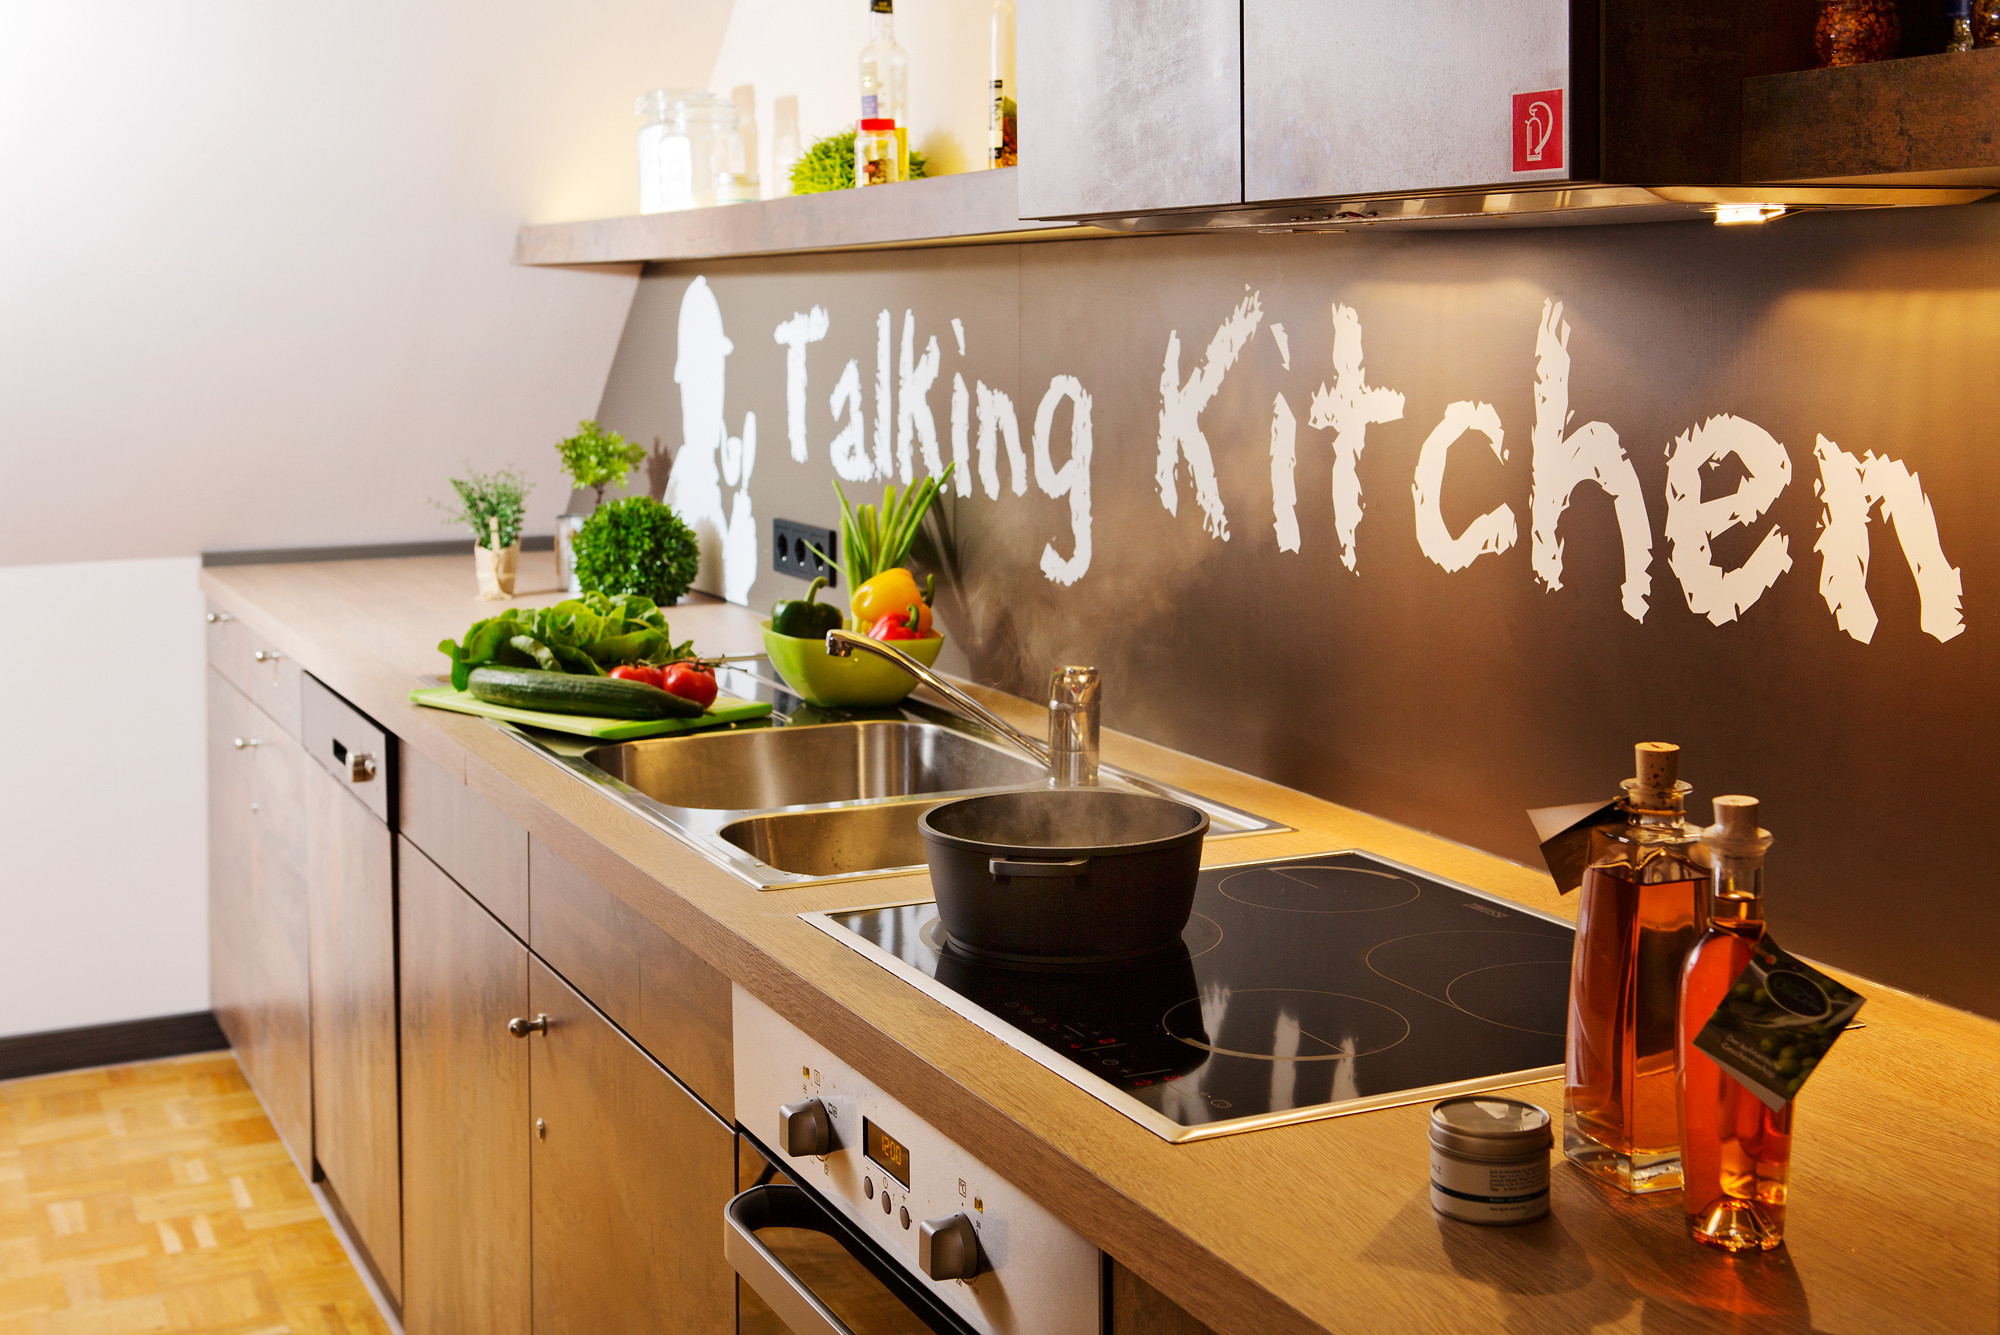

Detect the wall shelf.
[
  {"left": 512, "top": 167, "right": 1115, "bottom": 267},
  {"left": 1744, "top": 47, "right": 2000, "bottom": 185}
]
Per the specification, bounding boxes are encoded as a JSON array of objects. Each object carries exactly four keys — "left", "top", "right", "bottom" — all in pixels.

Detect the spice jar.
[
  {"left": 1429, "top": 1097, "right": 1553, "bottom": 1225},
  {"left": 855, "top": 117, "right": 900, "bottom": 187}
]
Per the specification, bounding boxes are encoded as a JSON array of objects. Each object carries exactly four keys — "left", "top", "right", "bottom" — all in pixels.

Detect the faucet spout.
[{"left": 823, "top": 630, "right": 1063, "bottom": 778}]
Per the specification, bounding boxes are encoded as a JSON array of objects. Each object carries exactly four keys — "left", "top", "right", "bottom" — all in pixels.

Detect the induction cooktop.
[{"left": 804, "top": 851, "right": 1574, "bottom": 1142}]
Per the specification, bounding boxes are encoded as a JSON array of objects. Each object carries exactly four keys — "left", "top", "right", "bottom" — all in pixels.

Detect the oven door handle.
[{"left": 725, "top": 1183, "right": 978, "bottom": 1335}]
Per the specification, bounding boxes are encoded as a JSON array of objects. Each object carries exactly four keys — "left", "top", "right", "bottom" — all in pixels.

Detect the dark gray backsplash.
[{"left": 598, "top": 202, "right": 1999, "bottom": 1016}]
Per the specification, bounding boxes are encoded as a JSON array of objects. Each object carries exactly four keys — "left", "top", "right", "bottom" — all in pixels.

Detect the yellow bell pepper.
[{"left": 850, "top": 568, "right": 932, "bottom": 637}]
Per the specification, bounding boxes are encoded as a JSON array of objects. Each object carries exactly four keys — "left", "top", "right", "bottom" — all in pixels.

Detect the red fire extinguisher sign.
[{"left": 1512, "top": 89, "right": 1564, "bottom": 172}]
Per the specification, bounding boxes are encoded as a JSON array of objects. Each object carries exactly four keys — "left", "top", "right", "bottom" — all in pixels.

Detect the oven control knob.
[
  {"left": 917, "top": 1212, "right": 981, "bottom": 1281},
  {"left": 779, "top": 1098, "right": 833, "bottom": 1157}
]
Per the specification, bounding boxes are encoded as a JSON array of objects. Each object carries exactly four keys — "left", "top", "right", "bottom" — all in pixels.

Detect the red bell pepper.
[{"left": 868, "top": 605, "right": 926, "bottom": 642}]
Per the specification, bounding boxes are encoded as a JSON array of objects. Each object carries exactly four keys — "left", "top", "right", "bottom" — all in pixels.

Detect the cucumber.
[{"left": 467, "top": 666, "right": 704, "bottom": 719}]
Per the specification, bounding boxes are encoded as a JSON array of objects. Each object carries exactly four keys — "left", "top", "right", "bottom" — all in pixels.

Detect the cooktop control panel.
[{"left": 733, "top": 985, "right": 1102, "bottom": 1335}]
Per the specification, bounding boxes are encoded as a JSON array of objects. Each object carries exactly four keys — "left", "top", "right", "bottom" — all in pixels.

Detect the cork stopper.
[
  {"left": 1703, "top": 795, "right": 1773, "bottom": 858},
  {"left": 1624, "top": 742, "right": 1687, "bottom": 811},
  {"left": 1634, "top": 742, "right": 1678, "bottom": 791}
]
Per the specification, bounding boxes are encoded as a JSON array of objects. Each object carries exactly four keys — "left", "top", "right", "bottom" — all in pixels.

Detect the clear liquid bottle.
[
  {"left": 859, "top": 0, "right": 910, "bottom": 180},
  {"left": 1564, "top": 742, "right": 1708, "bottom": 1194},
  {"left": 990, "top": 0, "right": 1018, "bottom": 167},
  {"left": 1677, "top": 796, "right": 1792, "bottom": 1251}
]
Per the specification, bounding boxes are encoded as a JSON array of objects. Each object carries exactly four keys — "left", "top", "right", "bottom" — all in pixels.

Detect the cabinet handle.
[
  {"left": 508, "top": 1014, "right": 548, "bottom": 1037},
  {"left": 252, "top": 649, "right": 282, "bottom": 663},
  {"left": 205, "top": 611, "right": 231, "bottom": 624},
  {"left": 348, "top": 751, "right": 377, "bottom": 783},
  {"left": 232, "top": 737, "right": 262, "bottom": 750},
  {"left": 535, "top": 1118, "right": 548, "bottom": 1141}
]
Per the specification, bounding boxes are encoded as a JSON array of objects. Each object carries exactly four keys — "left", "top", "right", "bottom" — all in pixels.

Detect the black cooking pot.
[{"left": 918, "top": 789, "right": 1209, "bottom": 964}]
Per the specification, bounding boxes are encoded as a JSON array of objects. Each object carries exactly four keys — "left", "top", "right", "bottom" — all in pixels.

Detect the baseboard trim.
[
  {"left": 203, "top": 535, "right": 555, "bottom": 567},
  {"left": 0, "top": 1011, "right": 230, "bottom": 1082}
]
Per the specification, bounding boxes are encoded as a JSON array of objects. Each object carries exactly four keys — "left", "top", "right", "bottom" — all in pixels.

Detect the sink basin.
[
  {"left": 499, "top": 674, "right": 1286, "bottom": 889},
  {"left": 719, "top": 801, "right": 936, "bottom": 878},
  {"left": 583, "top": 721, "right": 1046, "bottom": 811}
]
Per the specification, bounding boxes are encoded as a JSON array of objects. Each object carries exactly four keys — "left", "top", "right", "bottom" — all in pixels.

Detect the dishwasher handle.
[{"left": 724, "top": 1183, "right": 978, "bottom": 1335}]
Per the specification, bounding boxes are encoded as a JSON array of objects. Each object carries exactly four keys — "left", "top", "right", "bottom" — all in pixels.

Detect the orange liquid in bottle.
[
  {"left": 1564, "top": 860, "right": 1704, "bottom": 1192},
  {"left": 1677, "top": 922, "right": 1792, "bottom": 1251}
]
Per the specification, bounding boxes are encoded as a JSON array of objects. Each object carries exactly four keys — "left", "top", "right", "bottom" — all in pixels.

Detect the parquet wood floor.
[{"left": 0, "top": 1052, "right": 390, "bottom": 1335}]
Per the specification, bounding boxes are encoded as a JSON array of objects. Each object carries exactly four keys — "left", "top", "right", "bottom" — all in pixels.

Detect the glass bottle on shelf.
[
  {"left": 636, "top": 89, "right": 701, "bottom": 214},
  {"left": 1977, "top": 0, "right": 2000, "bottom": 46},
  {"left": 1948, "top": 0, "right": 1975, "bottom": 51},
  {"left": 1677, "top": 796, "right": 1792, "bottom": 1252},
  {"left": 859, "top": 0, "right": 910, "bottom": 181},
  {"left": 990, "top": 0, "right": 1018, "bottom": 168},
  {"left": 1564, "top": 742, "right": 1708, "bottom": 1195}
]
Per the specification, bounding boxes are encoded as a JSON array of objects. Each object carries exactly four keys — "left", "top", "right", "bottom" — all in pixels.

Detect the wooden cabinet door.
[
  {"left": 399, "top": 840, "right": 530, "bottom": 1335},
  {"left": 307, "top": 762, "right": 403, "bottom": 1302},
  {"left": 529, "top": 957, "right": 736, "bottom": 1335},
  {"left": 207, "top": 668, "right": 314, "bottom": 1176}
]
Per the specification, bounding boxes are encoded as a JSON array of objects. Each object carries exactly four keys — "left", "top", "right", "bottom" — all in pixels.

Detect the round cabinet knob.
[
  {"left": 778, "top": 1098, "right": 833, "bottom": 1157},
  {"left": 252, "top": 649, "right": 283, "bottom": 663},
  {"left": 507, "top": 1015, "right": 548, "bottom": 1037},
  {"left": 231, "top": 737, "right": 262, "bottom": 750},
  {"left": 204, "top": 611, "right": 230, "bottom": 624},
  {"left": 917, "top": 1212, "right": 980, "bottom": 1282}
]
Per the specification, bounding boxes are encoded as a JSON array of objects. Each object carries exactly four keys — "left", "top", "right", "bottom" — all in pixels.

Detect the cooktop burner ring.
[
  {"left": 1364, "top": 931, "right": 1573, "bottom": 1037},
  {"left": 1161, "top": 988, "right": 1411, "bottom": 1062},
  {"left": 918, "top": 912, "right": 1224, "bottom": 968},
  {"left": 1218, "top": 863, "right": 1422, "bottom": 914}
]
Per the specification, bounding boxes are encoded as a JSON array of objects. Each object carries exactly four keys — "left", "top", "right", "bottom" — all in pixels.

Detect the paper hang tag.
[
  {"left": 1526, "top": 799, "right": 1623, "bottom": 895},
  {"left": 1693, "top": 936, "right": 1867, "bottom": 1112}
]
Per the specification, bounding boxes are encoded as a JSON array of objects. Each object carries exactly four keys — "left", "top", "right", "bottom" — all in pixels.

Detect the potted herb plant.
[
  {"left": 554, "top": 420, "right": 648, "bottom": 594},
  {"left": 572, "top": 496, "right": 701, "bottom": 607},
  {"left": 435, "top": 465, "right": 533, "bottom": 600}
]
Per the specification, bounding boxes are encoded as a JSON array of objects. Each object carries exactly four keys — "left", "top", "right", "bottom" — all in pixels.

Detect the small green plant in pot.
[
  {"left": 434, "top": 465, "right": 533, "bottom": 600},
  {"left": 572, "top": 496, "right": 701, "bottom": 607},
  {"left": 554, "top": 421, "right": 648, "bottom": 595}
]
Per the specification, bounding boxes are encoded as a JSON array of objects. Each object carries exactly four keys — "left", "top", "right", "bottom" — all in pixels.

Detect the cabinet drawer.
[
  {"left": 529, "top": 838, "right": 733, "bottom": 1120},
  {"left": 206, "top": 599, "right": 303, "bottom": 739},
  {"left": 301, "top": 672, "right": 392, "bottom": 826},
  {"left": 399, "top": 746, "right": 529, "bottom": 937}
]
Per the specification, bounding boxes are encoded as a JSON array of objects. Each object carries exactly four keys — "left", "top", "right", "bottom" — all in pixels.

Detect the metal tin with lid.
[{"left": 1429, "top": 1097, "right": 1553, "bottom": 1225}]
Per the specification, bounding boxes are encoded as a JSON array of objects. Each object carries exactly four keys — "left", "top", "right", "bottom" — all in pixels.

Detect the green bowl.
[{"left": 760, "top": 621, "right": 945, "bottom": 708}]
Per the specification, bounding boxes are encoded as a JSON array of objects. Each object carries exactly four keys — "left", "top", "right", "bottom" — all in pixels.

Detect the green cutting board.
[{"left": 409, "top": 684, "right": 771, "bottom": 740}]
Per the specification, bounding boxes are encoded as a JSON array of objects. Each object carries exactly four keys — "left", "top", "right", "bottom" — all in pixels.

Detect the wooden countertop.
[{"left": 201, "top": 552, "right": 2000, "bottom": 1335}]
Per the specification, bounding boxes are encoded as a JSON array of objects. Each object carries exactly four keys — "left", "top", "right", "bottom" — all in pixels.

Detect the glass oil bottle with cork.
[
  {"left": 1677, "top": 796, "right": 1792, "bottom": 1251},
  {"left": 1564, "top": 742, "right": 1708, "bottom": 1193}
]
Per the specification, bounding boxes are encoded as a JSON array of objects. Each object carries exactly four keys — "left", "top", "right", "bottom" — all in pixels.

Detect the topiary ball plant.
[{"left": 571, "top": 496, "right": 700, "bottom": 606}]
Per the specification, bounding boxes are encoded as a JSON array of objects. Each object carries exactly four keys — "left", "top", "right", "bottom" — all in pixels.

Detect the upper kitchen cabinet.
[
  {"left": 1017, "top": 0, "right": 1242, "bottom": 220},
  {"left": 1244, "top": 0, "right": 1583, "bottom": 203},
  {"left": 1019, "top": 1, "right": 1988, "bottom": 228}
]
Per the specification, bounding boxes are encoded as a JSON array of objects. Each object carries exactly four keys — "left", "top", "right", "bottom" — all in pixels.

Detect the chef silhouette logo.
[
  {"left": 1511, "top": 89, "right": 1564, "bottom": 172},
  {"left": 666, "top": 276, "right": 759, "bottom": 604}
]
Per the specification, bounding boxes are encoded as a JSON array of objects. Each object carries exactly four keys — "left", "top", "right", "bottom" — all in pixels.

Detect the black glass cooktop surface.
[{"left": 810, "top": 852, "right": 1573, "bottom": 1142}]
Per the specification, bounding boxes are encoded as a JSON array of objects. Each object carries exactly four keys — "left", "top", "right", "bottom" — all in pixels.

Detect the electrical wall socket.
[{"left": 772, "top": 519, "right": 838, "bottom": 586}]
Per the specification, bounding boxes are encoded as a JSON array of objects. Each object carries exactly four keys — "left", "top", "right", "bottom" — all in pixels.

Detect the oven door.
[{"left": 727, "top": 1174, "right": 979, "bottom": 1335}]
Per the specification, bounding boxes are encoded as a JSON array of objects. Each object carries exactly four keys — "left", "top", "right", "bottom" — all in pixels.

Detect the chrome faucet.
[{"left": 822, "top": 630, "right": 1099, "bottom": 787}]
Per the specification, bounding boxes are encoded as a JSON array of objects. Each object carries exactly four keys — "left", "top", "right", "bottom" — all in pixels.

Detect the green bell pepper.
[{"left": 771, "top": 576, "right": 844, "bottom": 639}]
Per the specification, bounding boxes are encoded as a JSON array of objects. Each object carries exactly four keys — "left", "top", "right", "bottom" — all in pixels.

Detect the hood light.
[{"left": 1712, "top": 203, "right": 1788, "bottom": 226}]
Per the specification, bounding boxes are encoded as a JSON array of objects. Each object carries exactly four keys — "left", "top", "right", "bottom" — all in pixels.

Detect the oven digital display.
[{"left": 863, "top": 1118, "right": 911, "bottom": 1187}]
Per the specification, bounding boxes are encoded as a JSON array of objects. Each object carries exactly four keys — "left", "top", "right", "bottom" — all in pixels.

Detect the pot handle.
[{"left": 988, "top": 857, "right": 1089, "bottom": 879}]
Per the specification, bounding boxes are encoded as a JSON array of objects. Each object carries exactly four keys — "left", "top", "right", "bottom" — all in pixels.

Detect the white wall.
[
  {"left": 707, "top": 0, "right": 995, "bottom": 193},
  {"left": 0, "top": 0, "right": 733, "bottom": 1036},
  {"left": 0, "top": 560, "right": 208, "bottom": 1037},
  {"left": 0, "top": 0, "right": 733, "bottom": 566}
]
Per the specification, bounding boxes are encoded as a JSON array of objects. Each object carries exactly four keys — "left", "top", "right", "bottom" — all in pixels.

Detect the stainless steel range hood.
[{"left": 1017, "top": 1, "right": 1995, "bottom": 233}]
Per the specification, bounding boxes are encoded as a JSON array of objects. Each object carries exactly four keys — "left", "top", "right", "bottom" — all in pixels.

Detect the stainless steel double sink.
[{"left": 497, "top": 679, "right": 1281, "bottom": 890}]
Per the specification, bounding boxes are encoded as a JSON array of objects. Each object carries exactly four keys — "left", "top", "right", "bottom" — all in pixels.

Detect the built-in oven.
[{"left": 729, "top": 985, "right": 1103, "bottom": 1335}]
